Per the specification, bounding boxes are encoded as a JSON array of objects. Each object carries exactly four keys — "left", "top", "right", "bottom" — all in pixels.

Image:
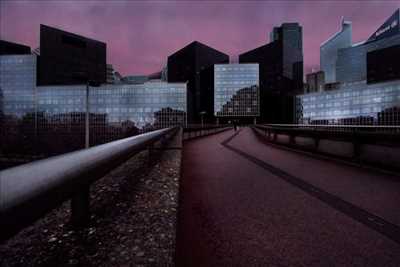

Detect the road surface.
[{"left": 176, "top": 127, "right": 400, "bottom": 267}]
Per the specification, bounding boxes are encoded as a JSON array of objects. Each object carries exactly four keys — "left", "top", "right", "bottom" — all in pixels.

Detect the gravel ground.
[{"left": 0, "top": 134, "right": 182, "bottom": 267}]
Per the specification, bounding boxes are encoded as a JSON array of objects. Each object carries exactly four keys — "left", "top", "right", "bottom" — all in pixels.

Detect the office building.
[
  {"left": 214, "top": 64, "right": 259, "bottom": 123},
  {"left": 38, "top": 24, "right": 107, "bottom": 86},
  {"left": 122, "top": 75, "right": 149, "bottom": 84},
  {"left": 0, "top": 55, "right": 37, "bottom": 118},
  {"left": 305, "top": 71, "right": 325, "bottom": 93},
  {"left": 168, "top": 41, "right": 229, "bottom": 123},
  {"left": 106, "top": 64, "right": 119, "bottom": 84},
  {"left": 240, "top": 23, "right": 303, "bottom": 95},
  {"left": 1, "top": 54, "right": 186, "bottom": 157},
  {"left": 336, "top": 9, "right": 400, "bottom": 83},
  {"left": 0, "top": 40, "right": 31, "bottom": 55},
  {"left": 273, "top": 23, "right": 303, "bottom": 92},
  {"left": 106, "top": 64, "right": 123, "bottom": 84},
  {"left": 296, "top": 80, "right": 400, "bottom": 125},
  {"left": 297, "top": 9, "right": 400, "bottom": 126},
  {"left": 367, "top": 44, "right": 400, "bottom": 84},
  {"left": 0, "top": 55, "right": 38, "bottom": 156},
  {"left": 36, "top": 81, "right": 186, "bottom": 153},
  {"left": 239, "top": 23, "right": 303, "bottom": 123},
  {"left": 320, "top": 18, "right": 352, "bottom": 83},
  {"left": 161, "top": 65, "right": 168, "bottom": 81}
]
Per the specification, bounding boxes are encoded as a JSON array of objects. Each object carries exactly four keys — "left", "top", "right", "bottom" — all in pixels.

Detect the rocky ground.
[{"left": 0, "top": 133, "right": 182, "bottom": 267}]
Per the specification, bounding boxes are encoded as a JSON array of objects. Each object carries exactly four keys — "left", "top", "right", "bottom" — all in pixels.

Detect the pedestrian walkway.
[{"left": 175, "top": 128, "right": 400, "bottom": 267}]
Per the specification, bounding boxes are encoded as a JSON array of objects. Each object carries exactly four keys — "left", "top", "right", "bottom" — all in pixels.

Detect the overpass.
[
  {"left": 177, "top": 127, "right": 400, "bottom": 266},
  {"left": 1, "top": 125, "right": 400, "bottom": 266}
]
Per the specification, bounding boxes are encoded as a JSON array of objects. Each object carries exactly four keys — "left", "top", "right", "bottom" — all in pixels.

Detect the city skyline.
[{"left": 1, "top": 1, "right": 399, "bottom": 75}]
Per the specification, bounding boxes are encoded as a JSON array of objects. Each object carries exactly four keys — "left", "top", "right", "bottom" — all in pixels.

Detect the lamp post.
[
  {"left": 85, "top": 80, "right": 100, "bottom": 149},
  {"left": 200, "top": 111, "right": 206, "bottom": 128},
  {"left": 71, "top": 79, "right": 100, "bottom": 226},
  {"left": 71, "top": 72, "right": 100, "bottom": 149}
]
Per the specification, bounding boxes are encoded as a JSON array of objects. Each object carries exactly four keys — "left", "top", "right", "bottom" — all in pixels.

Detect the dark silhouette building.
[
  {"left": 0, "top": 40, "right": 31, "bottom": 55},
  {"left": 240, "top": 23, "right": 303, "bottom": 95},
  {"left": 167, "top": 41, "right": 229, "bottom": 123},
  {"left": 367, "top": 44, "right": 400, "bottom": 84},
  {"left": 37, "top": 24, "right": 106, "bottom": 86},
  {"left": 239, "top": 23, "right": 303, "bottom": 123}
]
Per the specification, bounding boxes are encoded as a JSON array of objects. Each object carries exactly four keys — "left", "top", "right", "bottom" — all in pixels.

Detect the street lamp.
[
  {"left": 199, "top": 111, "right": 206, "bottom": 128},
  {"left": 85, "top": 80, "right": 101, "bottom": 148},
  {"left": 71, "top": 72, "right": 100, "bottom": 149}
]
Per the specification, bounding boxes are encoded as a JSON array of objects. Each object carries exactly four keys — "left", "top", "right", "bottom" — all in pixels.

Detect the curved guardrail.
[
  {"left": 0, "top": 127, "right": 178, "bottom": 242},
  {"left": 183, "top": 124, "right": 233, "bottom": 140},
  {"left": 252, "top": 124, "right": 400, "bottom": 173},
  {"left": 254, "top": 124, "right": 400, "bottom": 143}
]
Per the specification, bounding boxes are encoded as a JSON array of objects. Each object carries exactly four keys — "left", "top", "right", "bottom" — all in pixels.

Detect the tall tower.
[
  {"left": 320, "top": 18, "right": 352, "bottom": 83},
  {"left": 276, "top": 23, "right": 303, "bottom": 86}
]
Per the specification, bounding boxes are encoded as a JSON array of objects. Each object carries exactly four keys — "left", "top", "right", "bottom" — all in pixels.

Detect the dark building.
[
  {"left": 38, "top": 24, "right": 106, "bottom": 86},
  {"left": 240, "top": 22, "right": 303, "bottom": 95},
  {"left": 0, "top": 40, "right": 31, "bottom": 55},
  {"left": 305, "top": 71, "right": 325, "bottom": 93},
  {"left": 367, "top": 44, "right": 400, "bottom": 84},
  {"left": 239, "top": 23, "right": 303, "bottom": 123},
  {"left": 336, "top": 9, "right": 400, "bottom": 83},
  {"left": 167, "top": 41, "right": 229, "bottom": 123},
  {"left": 239, "top": 41, "right": 282, "bottom": 93}
]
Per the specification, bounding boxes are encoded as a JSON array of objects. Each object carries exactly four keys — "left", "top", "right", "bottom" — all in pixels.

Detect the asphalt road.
[{"left": 175, "top": 128, "right": 400, "bottom": 267}]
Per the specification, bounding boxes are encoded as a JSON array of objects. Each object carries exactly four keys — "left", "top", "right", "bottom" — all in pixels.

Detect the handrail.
[
  {"left": 0, "top": 127, "right": 178, "bottom": 242},
  {"left": 183, "top": 124, "right": 232, "bottom": 140},
  {"left": 254, "top": 124, "right": 400, "bottom": 144},
  {"left": 262, "top": 124, "right": 400, "bottom": 129}
]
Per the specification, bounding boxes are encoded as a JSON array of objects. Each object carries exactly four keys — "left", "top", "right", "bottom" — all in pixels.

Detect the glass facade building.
[
  {"left": 336, "top": 9, "right": 400, "bottom": 83},
  {"left": 336, "top": 34, "right": 400, "bottom": 84},
  {"left": 0, "top": 54, "right": 187, "bottom": 157},
  {"left": 0, "top": 55, "right": 37, "bottom": 118},
  {"left": 298, "top": 9, "right": 400, "bottom": 126},
  {"left": 167, "top": 41, "right": 229, "bottom": 123},
  {"left": 296, "top": 80, "right": 400, "bottom": 125},
  {"left": 38, "top": 81, "right": 187, "bottom": 129},
  {"left": 320, "top": 18, "right": 352, "bottom": 83},
  {"left": 214, "top": 64, "right": 259, "bottom": 118}
]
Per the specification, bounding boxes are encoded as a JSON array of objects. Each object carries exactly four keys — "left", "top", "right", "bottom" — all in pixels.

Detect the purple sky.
[{"left": 1, "top": 1, "right": 399, "bottom": 76}]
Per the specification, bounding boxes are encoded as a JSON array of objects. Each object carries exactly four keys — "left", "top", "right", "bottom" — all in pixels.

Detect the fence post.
[
  {"left": 71, "top": 186, "right": 90, "bottom": 226},
  {"left": 352, "top": 128, "right": 361, "bottom": 162},
  {"left": 273, "top": 131, "right": 277, "bottom": 142},
  {"left": 289, "top": 134, "right": 295, "bottom": 145}
]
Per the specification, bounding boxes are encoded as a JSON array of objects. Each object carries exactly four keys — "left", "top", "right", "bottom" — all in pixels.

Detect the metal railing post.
[
  {"left": 0, "top": 127, "right": 176, "bottom": 241},
  {"left": 85, "top": 82, "right": 90, "bottom": 149},
  {"left": 71, "top": 186, "right": 90, "bottom": 226}
]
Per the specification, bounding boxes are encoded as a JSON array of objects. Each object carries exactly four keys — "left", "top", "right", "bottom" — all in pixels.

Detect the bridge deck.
[{"left": 176, "top": 127, "right": 400, "bottom": 266}]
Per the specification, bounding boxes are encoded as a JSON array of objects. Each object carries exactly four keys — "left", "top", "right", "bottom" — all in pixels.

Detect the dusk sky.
[{"left": 1, "top": 1, "right": 399, "bottom": 76}]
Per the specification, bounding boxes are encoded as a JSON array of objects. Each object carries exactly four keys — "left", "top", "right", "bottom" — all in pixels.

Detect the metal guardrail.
[
  {"left": 253, "top": 124, "right": 400, "bottom": 172},
  {"left": 254, "top": 123, "right": 400, "bottom": 152},
  {"left": 183, "top": 125, "right": 232, "bottom": 140},
  {"left": 0, "top": 127, "right": 178, "bottom": 242},
  {"left": 262, "top": 124, "right": 400, "bottom": 133},
  {"left": 254, "top": 124, "right": 400, "bottom": 143}
]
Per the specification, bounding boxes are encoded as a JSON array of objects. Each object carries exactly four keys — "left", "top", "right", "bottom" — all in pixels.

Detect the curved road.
[{"left": 176, "top": 127, "right": 400, "bottom": 267}]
